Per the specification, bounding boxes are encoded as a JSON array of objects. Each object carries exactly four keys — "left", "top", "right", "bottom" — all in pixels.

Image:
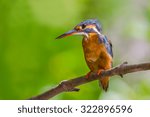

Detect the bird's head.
[{"left": 56, "top": 19, "right": 102, "bottom": 39}]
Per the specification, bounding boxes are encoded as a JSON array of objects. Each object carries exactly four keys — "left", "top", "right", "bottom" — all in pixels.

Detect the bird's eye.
[{"left": 81, "top": 24, "right": 86, "bottom": 29}]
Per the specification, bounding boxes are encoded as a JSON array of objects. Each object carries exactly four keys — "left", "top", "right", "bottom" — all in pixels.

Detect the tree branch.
[{"left": 28, "top": 62, "right": 150, "bottom": 100}]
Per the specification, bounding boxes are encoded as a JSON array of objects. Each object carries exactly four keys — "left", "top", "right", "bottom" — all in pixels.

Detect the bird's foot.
[
  {"left": 85, "top": 71, "right": 92, "bottom": 78},
  {"left": 97, "top": 69, "right": 104, "bottom": 76}
]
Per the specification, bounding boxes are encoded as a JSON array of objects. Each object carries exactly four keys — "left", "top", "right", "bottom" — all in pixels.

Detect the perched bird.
[{"left": 56, "top": 19, "right": 113, "bottom": 91}]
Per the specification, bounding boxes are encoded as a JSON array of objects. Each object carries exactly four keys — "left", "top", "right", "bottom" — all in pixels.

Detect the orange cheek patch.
[{"left": 75, "top": 26, "right": 82, "bottom": 31}]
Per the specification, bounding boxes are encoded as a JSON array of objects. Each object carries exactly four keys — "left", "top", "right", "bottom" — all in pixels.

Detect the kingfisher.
[{"left": 56, "top": 19, "right": 113, "bottom": 91}]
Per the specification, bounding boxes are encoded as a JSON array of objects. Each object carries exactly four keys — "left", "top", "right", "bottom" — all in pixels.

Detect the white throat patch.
[
  {"left": 93, "top": 27, "right": 101, "bottom": 35},
  {"left": 74, "top": 32, "right": 89, "bottom": 38}
]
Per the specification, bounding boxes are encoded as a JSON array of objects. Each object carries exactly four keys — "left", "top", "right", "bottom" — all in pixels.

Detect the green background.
[{"left": 0, "top": 0, "right": 150, "bottom": 99}]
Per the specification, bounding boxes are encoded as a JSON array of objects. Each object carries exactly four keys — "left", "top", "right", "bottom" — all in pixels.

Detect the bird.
[{"left": 56, "top": 19, "right": 113, "bottom": 91}]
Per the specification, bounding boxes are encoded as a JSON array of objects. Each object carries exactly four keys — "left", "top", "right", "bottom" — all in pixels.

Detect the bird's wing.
[{"left": 102, "top": 35, "right": 113, "bottom": 58}]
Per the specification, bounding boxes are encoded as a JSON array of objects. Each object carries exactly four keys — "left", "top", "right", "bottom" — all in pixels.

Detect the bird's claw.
[
  {"left": 85, "top": 71, "right": 92, "bottom": 78},
  {"left": 97, "top": 69, "right": 104, "bottom": 76}
]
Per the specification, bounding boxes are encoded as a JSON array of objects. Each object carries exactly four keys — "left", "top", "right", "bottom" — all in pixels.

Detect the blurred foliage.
[{"left": 0, "top": 0, "right": 150, "bottom": 99}]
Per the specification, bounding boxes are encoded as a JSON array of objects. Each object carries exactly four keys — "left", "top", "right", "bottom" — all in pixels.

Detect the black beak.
[{"left": 56, "top": 29, "right": 78, "bottom": 39}]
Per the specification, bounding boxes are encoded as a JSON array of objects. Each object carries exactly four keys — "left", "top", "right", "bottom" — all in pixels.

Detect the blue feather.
[{"left": 102, "top": 36, "right": 113, "bottom": 58}]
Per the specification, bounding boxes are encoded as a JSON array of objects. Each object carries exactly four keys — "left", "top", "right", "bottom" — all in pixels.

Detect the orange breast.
[{"left": 82, "top": 33, "right": 112, "bottom": 72}]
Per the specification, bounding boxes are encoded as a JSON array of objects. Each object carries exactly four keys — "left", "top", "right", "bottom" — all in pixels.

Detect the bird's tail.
[{"left": 99, "top": 77, "right": 109, "bottom": 92}]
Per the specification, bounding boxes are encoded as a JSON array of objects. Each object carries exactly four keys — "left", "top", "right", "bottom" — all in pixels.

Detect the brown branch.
[{"left": 28, "top": 62, "right": 150, "bottom": 100}]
